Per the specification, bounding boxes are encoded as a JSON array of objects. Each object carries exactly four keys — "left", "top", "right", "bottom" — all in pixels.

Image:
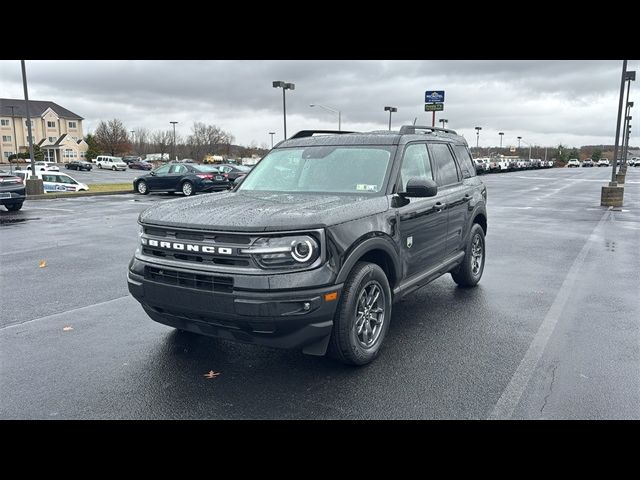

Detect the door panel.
[
  {"left": 394, "top": 143, "right": 448, "bottom": 278},
  {"left": 428, "top": 142, "right": 468, "bottom": 256},
  {"left": 146, "top": 165, "right": 170, "bottom": 190}
]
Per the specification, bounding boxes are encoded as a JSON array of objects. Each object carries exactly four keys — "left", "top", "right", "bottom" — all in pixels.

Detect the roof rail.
[
  {"left": 289, "top": 130, "right": 356, "bottom": 139},
  {"left": 399, "top": 125, "right": 458, "bottom": 135}
]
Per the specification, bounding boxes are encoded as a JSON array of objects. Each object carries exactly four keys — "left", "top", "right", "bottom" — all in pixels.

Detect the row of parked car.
[
  {"left": 566, "top": 158, "right": 611, "bottom": 167},
  {"left": 473, "top": 157, "right": 555, "bottom": 174}
]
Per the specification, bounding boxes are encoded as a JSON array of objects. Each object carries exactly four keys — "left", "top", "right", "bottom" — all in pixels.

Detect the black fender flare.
[{"left": 335, "top": 235, "right": 401, "bottom": 285}]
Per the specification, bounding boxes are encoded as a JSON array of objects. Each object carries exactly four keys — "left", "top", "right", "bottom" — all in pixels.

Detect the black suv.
[{"left": 127, "top": 126, "right": 487, "bottom": 365}]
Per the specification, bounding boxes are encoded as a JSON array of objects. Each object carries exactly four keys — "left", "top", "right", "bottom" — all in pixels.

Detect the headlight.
[{"left": 244, "top": 235, "right": 320, "bottom": 269}]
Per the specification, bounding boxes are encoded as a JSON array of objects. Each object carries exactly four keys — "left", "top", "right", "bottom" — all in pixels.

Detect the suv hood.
[{"left": 139, "top": 191, "right": 389, "bottom": 232}]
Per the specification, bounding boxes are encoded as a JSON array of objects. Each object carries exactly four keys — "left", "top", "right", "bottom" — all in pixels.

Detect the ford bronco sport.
[{"left": 127, "top": 126, "right": 488, "bottom": 365}]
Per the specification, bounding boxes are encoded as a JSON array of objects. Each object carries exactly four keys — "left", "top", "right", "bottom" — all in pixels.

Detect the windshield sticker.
[{"left": 356, "top": 184, "right": 377, "bottom": 192}]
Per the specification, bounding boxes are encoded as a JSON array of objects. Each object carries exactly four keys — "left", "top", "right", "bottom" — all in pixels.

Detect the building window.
[
  {"left": 47, "top": 121, "right": 56, "bottom": 128},
  {"left": 68, "top": 121, "right": 77, "bottom": 129},
  {"left": 63, "top": 149, "right": 76, "bottom": 158},
  {"left": 2, "top": 135, "right": 11, "bottom": 142},
  {"left": 48, "top": 137, "right": 57, "bottom": 143},
  {"left": 1, "top": 119, "right": 9, "bottom": 126},
  {"left": 3, "top": 151, "right": 14, "bottom": 158},
  {"left": 80, "top": 151, "right": 86, "bottom": 158},
  {"left": 25, "top": 120, "right": 34, "bottom": 127}
]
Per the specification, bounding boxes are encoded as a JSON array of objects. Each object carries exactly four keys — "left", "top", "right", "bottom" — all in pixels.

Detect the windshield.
[
  {"left": 238, "top": 146, "right": 393, "bottom": 194},
  {"left": 235, "top": 165, "right": 252, "bottom": 172}
]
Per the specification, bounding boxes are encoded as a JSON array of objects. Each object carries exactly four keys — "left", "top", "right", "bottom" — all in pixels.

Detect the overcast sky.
[{"left": 1, "top": 60, "right": 638, "bottom": 149}]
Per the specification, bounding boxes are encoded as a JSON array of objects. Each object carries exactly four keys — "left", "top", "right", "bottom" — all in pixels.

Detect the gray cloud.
[{"left": 0, "top": 60, "right": 638, "bottom": 148}]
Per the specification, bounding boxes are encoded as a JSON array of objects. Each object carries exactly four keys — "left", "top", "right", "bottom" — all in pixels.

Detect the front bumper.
[{"left": 127, "top": 259, "right": 342, "bottom": 353}]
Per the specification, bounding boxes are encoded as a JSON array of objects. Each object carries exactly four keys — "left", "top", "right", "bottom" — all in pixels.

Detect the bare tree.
[
  {"left": 151, "top": 130, "right": 173, "bottom": 161},
  {"left": 133, "top": 127, "right": 151, "bottom": 155},
  {"left": 186, "top": 122, "right": 233, "bottom": 162},
  {"left": 94, "top": 119, "right": 130, "bottom": 156}
]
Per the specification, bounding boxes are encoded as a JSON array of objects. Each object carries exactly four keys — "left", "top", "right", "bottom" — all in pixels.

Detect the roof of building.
[
  {"left": 54, "top": 133, "right": 68, "bottom": 145},
  {"left": 0, "top": 98, "right": 84, "bottom": 120}
]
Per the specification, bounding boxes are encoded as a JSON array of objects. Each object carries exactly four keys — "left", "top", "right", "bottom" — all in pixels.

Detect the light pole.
[
  {"left": 269, "top": 132, "right": 275, "bottom": 148},
  {"left": 273, "top": 81, "right": 295, "bottom": 139},
  {"left": 610, "top": 61, "right": 628, "bottom": 184},
  {"left": 21, "top": 60, "right": 43, "bottom": 194},
  {"left": 621, "top": 96, "right": 634, "bottom": 168},
  {"left": 9, "top": 106, "right": 18, "bottom": 169},
  {"left": 439, "top": 118, "right": 448, "bottom": 129},
  {"left": 310, "top": 104, "right": 341, "bottom": 131},
  {"left": 520, "top": 138, "right": 532, "bottom": 160},
  {"left": 384, "top": 106, "right": 397, "bottom": 131},
  {"left": 499, "top": 131, "right": 504, "bottom": 148},
  {"left": 475, "top": 126, "right": 482, "bottom": 149},
  {"left": 623, "top": 120, "right": 632, "bottom": 165},
  {"left": 170, "top": 121, "right": 178, "bottom": 161}
]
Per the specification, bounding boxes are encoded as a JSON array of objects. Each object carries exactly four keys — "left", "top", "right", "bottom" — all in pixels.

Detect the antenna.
[{"left": 413, "top": 117, "right": 417, "bottom": 125}]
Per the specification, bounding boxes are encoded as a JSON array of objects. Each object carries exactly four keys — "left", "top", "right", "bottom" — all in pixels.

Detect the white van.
[
  {"left": 95, "top": 155, "right": 127, "bottom": 171},
  {"left": 12, "top": 171, "right": 89, "bottom": 193}
]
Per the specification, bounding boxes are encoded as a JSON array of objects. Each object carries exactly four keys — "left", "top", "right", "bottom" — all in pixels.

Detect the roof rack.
[
  {"left": 399, "top": 125, "right": 458, "bottom": 135},
  {"left": 289, "top": 130, "right": 356, "bottom": 139}
]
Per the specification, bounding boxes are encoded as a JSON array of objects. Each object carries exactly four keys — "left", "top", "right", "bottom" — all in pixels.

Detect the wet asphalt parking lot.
[{"left": 1, "top": 166, "right": 639, "bottom": 419}]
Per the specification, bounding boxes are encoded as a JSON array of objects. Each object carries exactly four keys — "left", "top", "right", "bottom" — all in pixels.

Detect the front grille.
[
  {"left": 141, "top": 225, "right": 256, "bottom": 268},
  {"left": 143, "top": 226, "right": 252, "bottom": 244},
  {"left": 144, "top": 266, "right": 233, "bottom": 293}
]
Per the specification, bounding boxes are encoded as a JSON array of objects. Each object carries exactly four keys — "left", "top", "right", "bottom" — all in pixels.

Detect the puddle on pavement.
[{"left": 0, "top": 216, "right": 40, "bottom": 225}]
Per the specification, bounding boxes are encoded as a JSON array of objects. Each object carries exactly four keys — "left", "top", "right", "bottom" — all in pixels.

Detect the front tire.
[
  {"left": 451, "top": 223, "right": 485, "bottom": 288},
  {"left": 112, "top": 166, "right": 116, "bottom": 171},
  {"left": 327, "top": 262, "right": 392, "bottom": 365},
  {"left": 98, "top": 164, "right": 102, "bottom": 169},
  {"left": 6, "top": 203, "right": 23, "bottom": 212},
  {"left": 136, "top": 180, "right": 149, "bottom": 195},
  {"left": 181, "top": 181, "right": 194, "bottom": 196}
]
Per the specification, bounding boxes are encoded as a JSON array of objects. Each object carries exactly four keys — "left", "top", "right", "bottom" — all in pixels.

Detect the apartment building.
[{"left": 0, "top": 98, "right": 88, "bottom": 163}]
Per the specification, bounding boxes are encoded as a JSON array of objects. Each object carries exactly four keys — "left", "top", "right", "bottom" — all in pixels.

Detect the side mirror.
[
  {"left": 403, "top": 177, "right": 438, "bottom": 198},
  {"left": 234, "top": 175, "right": 246, "bottom": 186}
]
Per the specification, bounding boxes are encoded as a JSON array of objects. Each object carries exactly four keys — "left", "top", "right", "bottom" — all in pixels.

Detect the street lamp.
[
  {"left": 309, "top": 104, "right": 341, "bottom": 131},
  {"left": 499, "top": 132, "right": 504, "bottom": 148},
  {"left": 130, "top": 130, "right": 135, "bottom": 150},
  {"left": 273, "top": 81, "right": 295, "bottom": 139},
  {"left": 384, "top": 106, "right": 397, "bottom": 131},
  {"left": 621, "top": 97, "right": 634, "bottom": 167},
  {"left": 269, "top": 132, "right": 275, "bottom": 148},
  {"left": 170, "top": 121, "right": 178, "bottom": 161},
  {"left": 20, "top": 60, "right": 44, "bottom": 194},
  {"left": 520, "top": 138, "right": 532, "bottom": 160},
  {"left": 439, "top": 118, "right": 448, "bottom": 129},
  {"left": 475, "top": 126, "right": 482, "bottom": 149}
]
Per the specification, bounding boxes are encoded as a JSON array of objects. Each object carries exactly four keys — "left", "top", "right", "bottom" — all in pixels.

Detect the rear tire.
[
  {"left": 327, "top": 262, "right": 392, "bottom": 366},
  {"left": 181, "top": 181, "right": 194, "bottom": 196},
  {"left": 451, "top": 223, "right": 485, "bottom": 288},
  {"left": 6, "top": 203, "right": 23, "bottom": 212},
  {"left": 98, "top": 164, "right": 102, "bottom": 169},
  {"left": 136, "top": 180, "right": 149, "bottom": 195}
]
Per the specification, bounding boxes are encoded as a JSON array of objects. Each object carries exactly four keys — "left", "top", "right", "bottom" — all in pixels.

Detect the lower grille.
[{"left": 144, "top": 266, "right": 233, "bottom": 293}]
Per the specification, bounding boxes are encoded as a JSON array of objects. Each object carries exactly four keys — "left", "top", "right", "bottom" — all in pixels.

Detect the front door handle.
[
  {"left": 462, "top": 194, "right": 471, "bottom": 202},
  {"left": 434, "top": 202, "right": 446, "bottom": 212}
]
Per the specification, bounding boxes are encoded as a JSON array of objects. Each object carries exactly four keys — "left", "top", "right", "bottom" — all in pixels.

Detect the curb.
[{"left": 26, "top": 190, "right": 133, "bottom": 200}]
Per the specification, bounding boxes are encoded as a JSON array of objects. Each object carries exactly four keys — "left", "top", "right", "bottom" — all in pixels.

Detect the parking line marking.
[
  {"left": 488, "top": 209, "right": 611, "bottom": 420},
  {"left": 0, "top": 295, "right": 130, "bottom": 331}
]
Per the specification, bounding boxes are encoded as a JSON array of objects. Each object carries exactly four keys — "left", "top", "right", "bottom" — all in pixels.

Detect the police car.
[{"left": 12, "top": 171, "right": 89, "bottom": 193}]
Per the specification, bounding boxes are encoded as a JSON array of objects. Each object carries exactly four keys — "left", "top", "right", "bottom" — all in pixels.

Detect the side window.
[
  {"left": 429, "top": 143, "right": 460, "bottom": 186},
  {"left": 398, "top": 143, "right": 433, "bottom": 192},
  {"left": 453, "top": 145, "right": 476, "bottom": 179},
  {"left": 154, "top": 164, "right": 171, "bottom": 175},
  {"left": 169, "top": 164, "right": 186, "bottom": 174}
]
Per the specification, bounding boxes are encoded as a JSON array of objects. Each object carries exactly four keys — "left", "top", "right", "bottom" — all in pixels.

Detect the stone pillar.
[
  {"left": 601, "top": 185, "right": 624, "bottom": 207},
  {"left": 616, "top": 173, "right": 625, "bottom": 184}
]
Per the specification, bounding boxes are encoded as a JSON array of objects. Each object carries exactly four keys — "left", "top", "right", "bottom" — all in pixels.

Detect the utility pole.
[{"left": 610, "top": 61, "right": 627, "bottom": 185}]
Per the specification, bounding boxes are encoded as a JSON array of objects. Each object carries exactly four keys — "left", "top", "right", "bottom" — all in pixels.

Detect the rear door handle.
[{"left": 462, "top": 194, "right": 471, "bottom": 202}]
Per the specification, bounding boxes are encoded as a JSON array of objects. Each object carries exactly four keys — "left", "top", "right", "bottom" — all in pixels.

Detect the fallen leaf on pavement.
[
  {"left": 203, "top": 370, "right": 221, "bottom": 379},
  {"left": 63, "top": 326, "right": 74, "bottom": 331},
  {"left": 39, "top": 260, "right": 47, "bottom": 268}
]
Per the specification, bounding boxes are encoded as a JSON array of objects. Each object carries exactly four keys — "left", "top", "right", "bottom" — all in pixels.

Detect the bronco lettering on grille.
[{"left": 144, "top": 238, "right": 234, "bottom": 255}]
